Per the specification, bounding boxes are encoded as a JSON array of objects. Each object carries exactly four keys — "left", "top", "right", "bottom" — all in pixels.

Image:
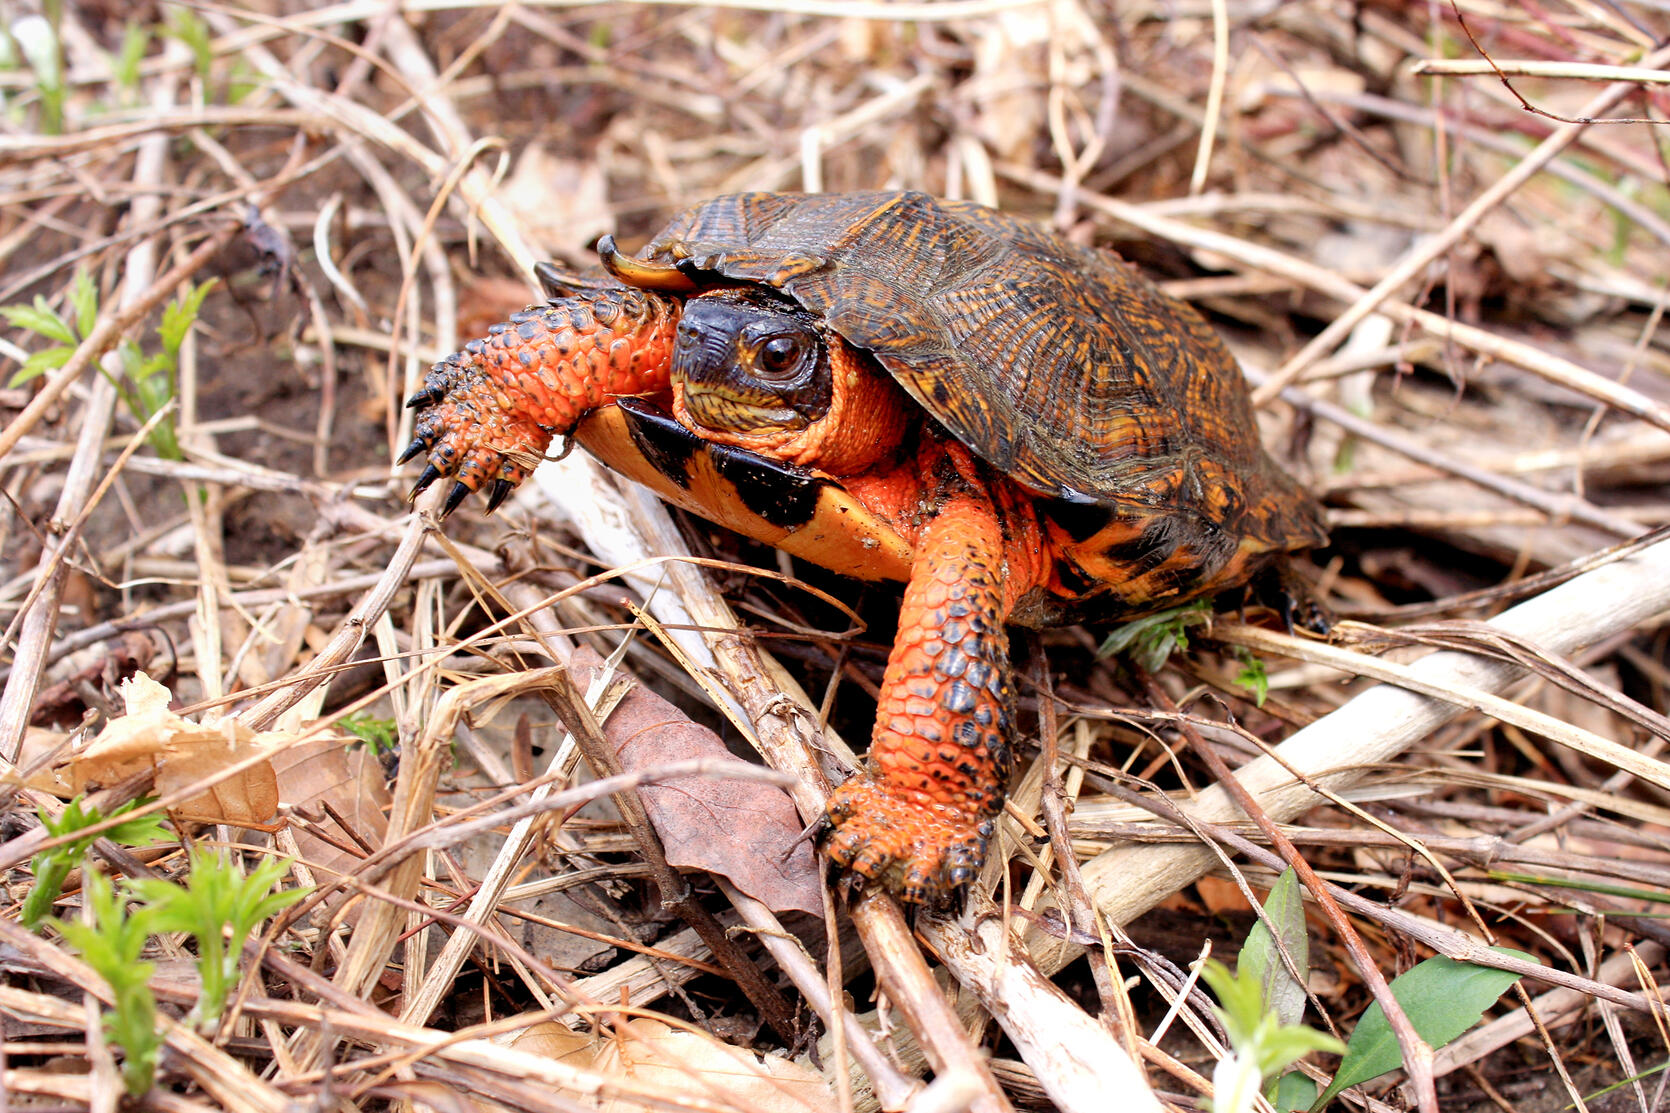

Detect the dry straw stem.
[
  {"left": 1222, "top": 622, "right": 1670, "bottom": 795},
  {"left": 1022, "top": 534, "right": 1670, "bottom": 974},
  {"left": 1254, "top": 38, "right": 1670, "bottom": 401},
  {"left": 1411, "top": 58, "right": 1670, "bottom": 84}
]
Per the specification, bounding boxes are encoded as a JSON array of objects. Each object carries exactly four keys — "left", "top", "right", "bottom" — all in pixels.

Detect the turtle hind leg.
[{"left": 822, "top": 497, "right": 1015, "bottom": 906}]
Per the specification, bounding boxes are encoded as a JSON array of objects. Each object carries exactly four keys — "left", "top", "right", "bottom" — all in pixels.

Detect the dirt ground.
[{"left": 4, "top": 3, "right": 1670, "bottom": 1112}]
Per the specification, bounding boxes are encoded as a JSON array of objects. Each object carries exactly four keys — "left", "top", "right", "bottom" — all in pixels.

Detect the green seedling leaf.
[
  {"left": 2, "top": 297, "right": 76, "bottom": 344},
  {"left": 1097, "top": 600, "right": 1211, "bottom": 672},
  {"left": 23, "top": 797, "right": 168, "bottom": 929},
  {"left": 1273, "top": 1071, "right": 1318, "bottom": 1113},
  {"left": 131, "top": 849, "right": 310, "bottom": 1030},
  {"left": 1202, "top": 958, "right": 1344, "bottom": 1113},
  {"left": 1241, "top": 868, "right": 1309, "bottom": 1028},
  {"left": 1577, "top": 1057, "right": 1669, "bottom": 1107},
  {"left": 1234, "top": 647, "right": 1269, "bottom": 707},
  {"left": 10, "top": 345, "right": 74, "bottom": 386},
  {"left": 53, "top": 871, "right": 161, "bottom": 1096},
  {"left": 112, "top": 22, "right": 148, "bottom": 95},
  {"left": 1486, "top": 870, "right": 1670, "bottom": 905},
  {"left": 164, "top": 7, "right": 213, "bottom": 81},
  {"left": 342, "top": 713, "right": 398, "bottom": 756},
  {"left": 68, "top": 269, "right": 98, "bottom": 338},
  {"left": 1311, "top": 949, "right": 1536, "bottom": 1110},
  {"left": 158, "top": 278, "right": 215, "bottom": 356}
]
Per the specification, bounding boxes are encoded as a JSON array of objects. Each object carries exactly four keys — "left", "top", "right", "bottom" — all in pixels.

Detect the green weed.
[
  {"left": 1096, "top": 599, "right": 1212, "bottom": 673},
  {"left": 3, "top": 271, "right": 216, "bottom": 463},
  {"left": 128, "top": 848, "right": 310, "bottom": 1030},
  {"left": 42, "top": 843, "right": 311, "bottom": 1096},
  {"left": 52, "top": 871, "right": 163, "bottom": 1097},
  {"left": 1201, "top": 871, "right": 1344, "bottom": 1113},
  {"left": 341, "top": 713, "right": 399, "bottom": 757},
  {"left": 23, "top": 796, "right": 169, "bottom": 929}
]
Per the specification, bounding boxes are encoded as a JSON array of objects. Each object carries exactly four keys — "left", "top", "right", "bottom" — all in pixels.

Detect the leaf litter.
[{"left": 1, "top": 3, "right": 1669, "bottom": 1112}]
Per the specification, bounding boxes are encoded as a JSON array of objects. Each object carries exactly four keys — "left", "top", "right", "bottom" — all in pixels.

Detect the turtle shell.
[{"left": 637, "top": 190, "right": 1321, "bottom": 553}]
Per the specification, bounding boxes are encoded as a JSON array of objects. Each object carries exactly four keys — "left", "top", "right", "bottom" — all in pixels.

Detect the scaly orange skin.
[
  {"left": 822, "top": 497, "right": 1015, "bottom": 902},
  {"left": 402, "top": 288, "right": 678, "bottom": 507}
]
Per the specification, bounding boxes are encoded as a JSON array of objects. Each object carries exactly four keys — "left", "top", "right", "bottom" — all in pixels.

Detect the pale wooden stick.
[{"left": 1023, "top": 535, "right": 1670, "bottom": 974}]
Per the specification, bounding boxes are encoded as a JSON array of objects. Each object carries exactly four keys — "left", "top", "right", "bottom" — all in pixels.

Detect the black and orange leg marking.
[
  {"left": 822, "top": 497, "right": 1015, "bottom": 905},
  {"left": 401, "top": 285, "right": 681, "bottom": 514}
]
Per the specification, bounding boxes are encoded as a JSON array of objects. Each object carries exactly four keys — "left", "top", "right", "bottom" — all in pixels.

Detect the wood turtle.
[{"left": 401, "top": 190, "right": 1327, "bottom": 904}]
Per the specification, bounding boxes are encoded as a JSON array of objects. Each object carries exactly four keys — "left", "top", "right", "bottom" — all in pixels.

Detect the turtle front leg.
[
  {"left": 401, "top": 285, "right": 680, "bottom": 515},
  {"left": 823, "top": 497, "right": 1016, "bottom": 905}
]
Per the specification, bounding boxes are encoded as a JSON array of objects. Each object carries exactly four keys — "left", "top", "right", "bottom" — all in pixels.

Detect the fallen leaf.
[
  {"left": 14, "top": 726, "right": 75, "bottom": 795},
  {"left": 572, "top": 649, "right": 821, "bottom": 916},
  {"left": 504, "top": 1016, "right": 831, "bottom": 1113},
  {"left": 600, "top": 1018, "right": 829, "bottom": 1113},
  {"left": 270, "top": 734, "right": 390, "bottom": 887},
  {"left": 71, "top": 673, "right": 278, "bottom": 826},
  {"left": 500, "top": 144, "right": 612, "bottom": 259}
]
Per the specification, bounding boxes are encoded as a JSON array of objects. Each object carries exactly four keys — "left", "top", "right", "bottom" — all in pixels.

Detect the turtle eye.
[{"left": 758, "top": 335, "right": 804, "bottom": 377}]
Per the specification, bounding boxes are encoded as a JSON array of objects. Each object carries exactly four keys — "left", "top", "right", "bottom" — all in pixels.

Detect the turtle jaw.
[{"left": 679, "top": 382, "right": 809, "bottom": 435}]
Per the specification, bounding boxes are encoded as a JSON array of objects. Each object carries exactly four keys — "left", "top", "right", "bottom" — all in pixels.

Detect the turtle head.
[
  {"left": 670, "top": 288, "right": 911, "bottom": 474},
  {"left": 674, "top": 288, "right": 832, "bottom": 433}
]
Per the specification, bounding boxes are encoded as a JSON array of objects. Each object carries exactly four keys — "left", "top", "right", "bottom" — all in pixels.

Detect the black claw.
[
  {"left": 442, "top": 481, "right": 472, "bottom": 517},
  {"left": 409, "top": 464, "right": 443, "bottom": 501},
  {"left": 396, "top": 435, "right": 429, "bottom": 466},
  {"left": 405, "top": 386, "right": 441, "bottom": 409},
  {"left": 484, "top": 478, "right": 514, "bottom": 515}
]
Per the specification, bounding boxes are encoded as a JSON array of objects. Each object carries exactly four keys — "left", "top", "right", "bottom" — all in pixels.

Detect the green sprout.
[
  {"left": 341, "top": 713, "right": 399, "bottom": 757},
  {"left": 1097, "top": 599, "right": 1212, "bottom": 673},
  {"left": 1200, "top": 871, "right": 1344, "bottom": 1113},
  {"left": 1233, "top": 647, "right": 1270, "bottom": 707},
  {"left": 3, "top": 271, "right": 216, "bottom": 463},
  {"left": 128, "top": 848, "right": 310, "bottom": 1030},
  {"left": 23, "top": 797, "right": 169, "bottom": 929},
  {"left": 53, "top": 871, "right": 163, "bottom": 1097}
]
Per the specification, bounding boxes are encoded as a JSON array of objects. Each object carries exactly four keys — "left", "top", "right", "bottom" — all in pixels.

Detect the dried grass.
[{"left": 3, "top": 3, "right": 1670, "bottom": 1112}]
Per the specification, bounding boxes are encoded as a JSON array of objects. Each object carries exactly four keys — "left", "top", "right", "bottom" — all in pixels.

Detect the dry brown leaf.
[
  {"left": 14, "top": 726, "right": 75, "bottom": 795},
  {"left": 573, "top": 650, "right": 821, "bottom": 916},
  {"left": 505, "top": 1017, "right": 831, "bottom": 1113},
  {"left": 500, "top": 143, "right": 611, "bottom": 259},
  {"left": 504, "top": 1020, "right": 597, "bottom": 1063},
  {"left": 597, "top": 1018, "right": 829, "bottom": 1113},
  {"left": 71, "top": 673, "right": 278, "bottom": 825},
  {"left": 270, "top": 733, "right": 390, "bottom": 886}
]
